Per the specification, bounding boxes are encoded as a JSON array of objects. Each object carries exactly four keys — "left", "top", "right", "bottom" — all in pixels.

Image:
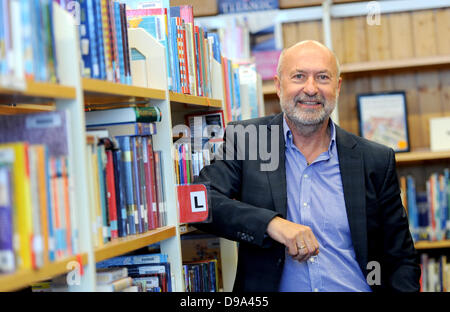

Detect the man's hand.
[{"left": 266, "top": 216, "right": 320, "bottom": 262}]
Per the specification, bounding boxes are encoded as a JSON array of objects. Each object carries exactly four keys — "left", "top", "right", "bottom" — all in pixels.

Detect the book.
[
  {"left": 87, "top": 122, "right": 157, "bottom": 138},
  {"left": 85, "top": 107, "right": 162, "bottom": 126},
  {"left": 0, "top": 143, "right": 33, "bottom": 270},
  {"left": 96, "top": 253, "right": 168, "bottom": 268},
  {"left": 97, "top": 276, "right": 133, "bottom": 292},
  {"left": 0, "top": 156, "right": 14, "bottom": 273},
  {"left": 96, "top": 267, "right": 128, "bottom": 284}
]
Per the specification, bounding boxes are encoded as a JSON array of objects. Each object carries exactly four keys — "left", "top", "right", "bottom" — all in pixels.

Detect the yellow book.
[{"left": 0, "top": 143, "right": 33, "bottom": 270}]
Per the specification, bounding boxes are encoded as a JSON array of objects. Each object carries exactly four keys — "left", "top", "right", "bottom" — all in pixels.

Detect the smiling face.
[{"left": 275, "top": 41, "right": 342, "bottom": 128}]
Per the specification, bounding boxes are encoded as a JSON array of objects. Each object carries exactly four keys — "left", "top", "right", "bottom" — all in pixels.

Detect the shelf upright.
[
  {"left": 128, "top": 28, "right": 185, "bottom": 292},
  {"left": 52, "top": 3, "right": 95, "bottom": 291}
]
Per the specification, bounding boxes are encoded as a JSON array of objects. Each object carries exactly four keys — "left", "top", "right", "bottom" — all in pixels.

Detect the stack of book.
[
  {"left": 0, "top": 111, "right": 77, "bottom": 274},
  {"left": 124, "top": 2, "right": 221, "bottom": 97},
  {"left": 85, "top": 106, "right": 166, "bottom": 246},
  {"left": 76, "top": 0, "right": 132, "bottom": 84},
  {"left": 96, "top": 267, "right": 134, "bottom": 292},
  {"left": 0, "top": 0, "right": 58, "bottom": 89},
  {"left": 183, "top": 259, "right": 219, "bottom": 292},
  {"left": 400, "top": 170, "right": 450, "bottom": 243},
  {"left": 96, "top": 253, "right": 171, "bottom": 292}
]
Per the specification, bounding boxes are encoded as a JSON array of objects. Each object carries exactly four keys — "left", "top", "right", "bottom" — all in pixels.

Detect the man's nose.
[{"left": 303, "top": 76, "right": 318, "bottom": 96}]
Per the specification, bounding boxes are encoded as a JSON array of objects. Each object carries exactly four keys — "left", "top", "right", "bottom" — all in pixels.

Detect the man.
[{"left": 195, "top": 40, "right": 420, "bottom": 292}]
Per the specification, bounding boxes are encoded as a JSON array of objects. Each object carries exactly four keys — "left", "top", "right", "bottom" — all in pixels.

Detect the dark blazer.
[{"left": 195, "top": 113, "right": 421, "bottom": 292}]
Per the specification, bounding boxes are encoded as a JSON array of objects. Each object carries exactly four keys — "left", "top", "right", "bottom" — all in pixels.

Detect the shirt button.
[
  {"left": 303, "top": 202, "right": 307, "bottom": 207},
  {"left": 304, "top": 174, "right": 308, "bottom": 178},
  {"left": 314, "top": 288, "right": 319, "bottom": 292}
]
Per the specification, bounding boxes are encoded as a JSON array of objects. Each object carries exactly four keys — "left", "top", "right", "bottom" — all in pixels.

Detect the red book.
[{"left": 105, "top": 150, "right": 118, "bottom": 239}]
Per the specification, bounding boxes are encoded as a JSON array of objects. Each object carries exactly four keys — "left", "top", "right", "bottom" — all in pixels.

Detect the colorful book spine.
[
  {"left": 137, "top": 136, "right": 149, "bottom": 231},
  {"left": 146, "top": 136, "right": 159, "bottom": 228},
  {"left": 0, "top": 159, "right": 14, "bottom": 273},
  {"left": 131, "top": 137, "right": 143, "bottom": 234},
  {"left": 100, "top": 0, "right": 113, "bottom": 81},
  {"left": 1, "top": 143, "right": 34, "bottom": 270},
  {"left": 106, "top": 150, "right": 118, "bottom": 240},
  {"left": 113, "top": 1, "right": 125, "bottom": 84},
  {"left": 94, "top": 0, "right": 106, "bottom": 80},
  {"left": 112, "top": 148, "right": 127, "bottom": 237},
  {"left": 116, "top": 137, "right": 136, "bottom": 236}
]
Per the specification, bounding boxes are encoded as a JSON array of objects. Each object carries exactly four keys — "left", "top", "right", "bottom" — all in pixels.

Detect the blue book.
[
  {"left": 96, "top": 253, "right": 168, "bottom": 268},
  {"left": 94, "top": 0, "right": 106, "bottom": 80},
  {"left": 113, "top": 2, "right": 126, "bottom": 84},
  {"left": 79, "top": 0, "right": 93, "bottom": 77},
  {"left": 44, "top": 147, "right": 55, "bottom": 261},
  {"left": 170, "top": 16, "right": 181, "bottom": 93},
  {"left": 116, "top": 137, "right": 136, "bottom": 235},
  {"left": 131, "top": 137, "right": 143, "bottom": 234},
  {"left": 207, "top": 33, "right": 222, "bottom": 64},
  {"left": 233, "top": 67, "right": 242, "bottom": 120},
  {"left": 0, "top": 164, "right": 14, "bottom": 273},
  {"left": 86, "top": 0, "right": 100, "bottom": 78}
]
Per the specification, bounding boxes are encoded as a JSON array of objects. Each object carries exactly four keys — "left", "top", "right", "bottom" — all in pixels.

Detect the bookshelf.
[
  {"left": 82, "top": 78, "right": 166, "bottom": 101},
  {"left": 415, "top": 240, "right": 450, "bottom": 250},
  {"left": 0, "top": 253, "right": 89, "bottom": 292},
  {"left": 95, "top": 226, "right": 177, "bottom": 263},
  {"left": 0, "top": 81, "right": 77, "bottom": 100}
]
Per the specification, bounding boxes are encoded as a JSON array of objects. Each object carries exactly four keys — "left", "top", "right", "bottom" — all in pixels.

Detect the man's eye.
[
  {"left": 293, "top": 74, "right": 304, "bottom": 79},
  {"left": 318, "top": 75, "right": 330, "bottom": 80}
]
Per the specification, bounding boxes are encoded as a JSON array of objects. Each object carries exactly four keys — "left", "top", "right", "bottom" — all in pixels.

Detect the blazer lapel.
[
  {"left": 336, "top": 126, "right": 368, "bottom": 276},
  {"left": 266, "top": 113, "right": 287, "bottom": 218}
]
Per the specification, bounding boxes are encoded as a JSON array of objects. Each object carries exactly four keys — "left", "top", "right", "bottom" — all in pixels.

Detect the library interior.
[{"left": 0, "top": 0, "right": 449, "bottom": 293}]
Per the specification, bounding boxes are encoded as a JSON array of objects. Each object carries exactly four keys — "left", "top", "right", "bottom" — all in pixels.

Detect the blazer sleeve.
[
  {"left": 378, "top": 148, "right": 421, "bottom": 292},
  {"left": 193, "top": 124, "right": 280, "bottom": 247}
]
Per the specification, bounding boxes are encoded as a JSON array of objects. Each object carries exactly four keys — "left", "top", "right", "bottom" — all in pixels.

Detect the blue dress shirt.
[{"left": 278, "top": 117, "right": 372, "bottom": 292}]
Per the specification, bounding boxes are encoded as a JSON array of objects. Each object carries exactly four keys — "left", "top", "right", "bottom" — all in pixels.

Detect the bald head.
[{"left": 276, "top": 40, "right": 341, "bottom": 79}]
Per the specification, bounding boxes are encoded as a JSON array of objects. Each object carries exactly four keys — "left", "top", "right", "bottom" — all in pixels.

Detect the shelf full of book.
[{"left": 0, "top": 253, "right": 89, "bottom": 292}]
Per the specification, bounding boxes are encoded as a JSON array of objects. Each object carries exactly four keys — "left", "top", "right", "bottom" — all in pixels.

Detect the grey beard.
[{"left": 284, "top": 112, "right": 326, "bottom": 137}]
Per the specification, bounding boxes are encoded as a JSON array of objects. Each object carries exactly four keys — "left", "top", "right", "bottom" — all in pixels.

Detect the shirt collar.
[{"left": 283, "top": 114, "right": 336, "bottom": 154}]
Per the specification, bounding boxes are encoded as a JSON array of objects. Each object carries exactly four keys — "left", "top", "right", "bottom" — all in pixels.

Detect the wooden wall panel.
[
  {"left": 416, "top": 71, "right": 443, "bottom": 149},
  {"left": 389, "top": 13, "right": 415, "bottom": 59},
  {"left": 330, "top": 18, "right": 345, "bottom": 65},
  {"left": 435, "top": 9, "right": 450, "bottom": 55},
  {"left": 342, "top": 16, "right": 368, "bottom": 63},
  {"left": 297, "top": 20, "right": 323, "bottom": 44},
  {"left": 366, "top": 14, "right": 391, "bottom": 61},
  {"left": 282, "top": 22, "right": 298, "bottom": 49},
  {"left": 411, "top": 11, "right": 438, "bottom": 57}
]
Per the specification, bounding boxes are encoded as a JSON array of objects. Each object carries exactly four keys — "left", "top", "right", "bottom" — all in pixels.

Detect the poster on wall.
[{"left": 357, "top": 91, "right": 410, "bottom": 152}]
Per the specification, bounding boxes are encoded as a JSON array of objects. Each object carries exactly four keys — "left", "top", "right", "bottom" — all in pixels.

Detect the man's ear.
[
  {"left": 274, "top": 75, "right": 281, "bottom": 98},
  {"left": 336, "top": 76, "right": 343, "bottom": 95}
]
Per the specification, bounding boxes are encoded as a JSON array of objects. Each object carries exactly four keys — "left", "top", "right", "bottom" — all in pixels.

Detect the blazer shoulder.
[{"left": 337, "top": 126, "right": 393, "bottom": 153}]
